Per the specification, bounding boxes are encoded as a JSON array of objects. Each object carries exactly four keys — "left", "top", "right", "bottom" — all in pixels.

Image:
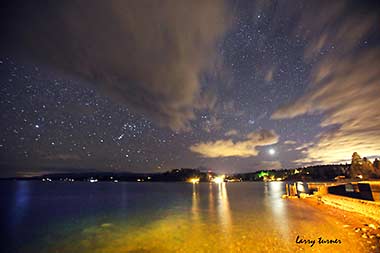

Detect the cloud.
[
  {"left": 44, "top": 154, "right": 81, "bottom": 161},
  {"left": 284, "top": 140, "right": 297, "bottom": 145},
  {"left": 225, "top": 129, "right": 238, "bottom": 137},
  {"left": 2, "top": 0, "right": 230, "bottom": 131},
  {"left": 190, "top": 129, "right": 279, "bottom": 158},
  {"left": 16, "top": 171, "right": 55, "bottom": 177},
  {"left": 272, "top": 6, "right": 380, "bottom": 164},
  {"left": 264, "top": 67, "right": 275, "bottom": 82},
  {"left": 274, "top": 49, "right": 380, "bottom": 164},
  {"left": 261, "top": 161, "right": 282, "bottom": 170},
  {"left": 294, "top": 142, "right": 314, "bottom": 151}
]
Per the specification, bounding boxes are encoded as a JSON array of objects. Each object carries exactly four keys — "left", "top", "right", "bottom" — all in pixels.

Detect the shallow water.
[{"left": 0, "top": 181, "right": 371, "bottom": 252}]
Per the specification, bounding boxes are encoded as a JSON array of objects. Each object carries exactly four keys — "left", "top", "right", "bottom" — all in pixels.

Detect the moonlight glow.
[{"left": 268, "top": 148, "right": 276, "bottom": 155}]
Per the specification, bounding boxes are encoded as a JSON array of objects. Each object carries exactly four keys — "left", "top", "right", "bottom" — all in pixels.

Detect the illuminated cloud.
[
  {"left": 3, "top": 0, "right": 230, "bottom": 131},
  {"left": 224, "top": 129, "right": 238, "bottom": 137},
  {"left": 272, "top": 7, "right": 380, "bottom": 164},
  {"left": 190, "top": 129, "right": 279, "bottom": 158},
  {"left": 284, "top": 140, "right": 297, "bottom": 145},
  {"left": 294, "top": 143, "right": 314, "bottom": 151},
  {"left": 264, "top": 67, "right": 275, "bottom": 82}
]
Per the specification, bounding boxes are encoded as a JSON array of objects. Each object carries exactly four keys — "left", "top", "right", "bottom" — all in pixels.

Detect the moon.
[{"left": 268, "top": 148, "right": 276, "bottom": 155}]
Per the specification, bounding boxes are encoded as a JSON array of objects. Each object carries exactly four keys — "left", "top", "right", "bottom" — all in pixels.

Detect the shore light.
[
  {"left": 212, "top": 175, "right": 225, "bottom": 184},
  {"left": 188, "top": 177, "right": 200, "bottom": 184}
]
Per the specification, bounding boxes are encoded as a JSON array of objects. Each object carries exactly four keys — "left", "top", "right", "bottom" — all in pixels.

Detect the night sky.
[{"left": 1, "top": 0, "right": 379, "bottom": 177}]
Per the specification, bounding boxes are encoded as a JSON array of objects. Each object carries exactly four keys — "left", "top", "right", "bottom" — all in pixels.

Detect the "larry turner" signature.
[{"left": 295, "top": 235, "right": 342, "bottom": 247}]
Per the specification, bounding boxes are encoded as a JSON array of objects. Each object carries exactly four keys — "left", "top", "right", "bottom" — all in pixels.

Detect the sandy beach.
[{"left": 298, "top": 195, "right": 380, "bottom": 252}]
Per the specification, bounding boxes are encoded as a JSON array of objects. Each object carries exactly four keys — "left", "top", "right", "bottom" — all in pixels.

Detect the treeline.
[
  {"left": 7, "top": 168, "right": 211, "bottom": 182},
  {"left": 234, "top": 164, "right": 351, "bottom": 182},
  {"left": 5, "top": 153, "right": 379, "bottom": 182}
]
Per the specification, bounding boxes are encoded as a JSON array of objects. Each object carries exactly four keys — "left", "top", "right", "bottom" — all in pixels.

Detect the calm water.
[{"left": 0, "top": 181, "right": 371, "bottom": 252}]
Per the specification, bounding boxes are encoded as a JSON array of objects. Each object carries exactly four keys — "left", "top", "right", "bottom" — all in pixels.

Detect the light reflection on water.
[
  {"left": 216, "top": 183, "right": 231, "bottom": 233},
  {"left": 266, "top": 182, "right": 289, "bottom": 238},
  {"left": 10, "top": 181, "right": 30, "bottom": 229},
  {"left": 192, "top": 182, "right": 231, "bottom": 233},
  {"left": 208, "top": 182, "right": 214, "bottom": 216},
  {"left": 191, "top": 183, "right": 200, "bottom": 222},
  {"left": 0, "top": 181, "right": 371, "bottom": 253}
]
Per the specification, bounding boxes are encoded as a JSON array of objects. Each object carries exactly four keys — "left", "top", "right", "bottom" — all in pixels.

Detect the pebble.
[
  {"left": 361, "top": 233, "right": 368, "bottom": 238},
  {"left": 368, "top": 224, "right": 376, "bottom": 229},
  {"left": 354, "top": 228, "right": 361, "bottom": 232}
]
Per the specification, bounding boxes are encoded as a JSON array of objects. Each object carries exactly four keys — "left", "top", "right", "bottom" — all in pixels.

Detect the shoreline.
[{"left": 299, "top": 194, "right": 380, "bottom": 251}]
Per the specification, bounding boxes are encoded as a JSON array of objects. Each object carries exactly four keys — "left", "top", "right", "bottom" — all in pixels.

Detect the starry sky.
[{"left": 1, "top": 0, "right": 380, "bottom": 177}]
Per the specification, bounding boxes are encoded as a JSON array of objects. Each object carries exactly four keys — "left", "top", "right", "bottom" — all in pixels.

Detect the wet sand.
[{"left": 300, "top": 196, "right": 380, "bottom": 252}]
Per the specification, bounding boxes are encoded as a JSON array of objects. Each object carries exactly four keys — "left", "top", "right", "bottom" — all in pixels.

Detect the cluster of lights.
[
  {"left": 188, "top": 177, "right": 200, "bottom": 184},
  {"left": 212, "top": 175, "right": 225, "bottom": 184},
  {"left": 187, "top": 175, "right": 226, "bottom": 184}
]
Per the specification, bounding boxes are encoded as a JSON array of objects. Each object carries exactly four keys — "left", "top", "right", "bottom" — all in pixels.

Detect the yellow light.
[
  {"left": 212, "top": 175, "right": 225, "bottom": 184},
  {"left": 188, "top": 177, "right": 200, "bottom": 184}
]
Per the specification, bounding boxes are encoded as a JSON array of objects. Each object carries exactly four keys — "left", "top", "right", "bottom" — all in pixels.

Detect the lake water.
[{"left": 0, "top": 181, "right": 371, "bottom": 252}]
